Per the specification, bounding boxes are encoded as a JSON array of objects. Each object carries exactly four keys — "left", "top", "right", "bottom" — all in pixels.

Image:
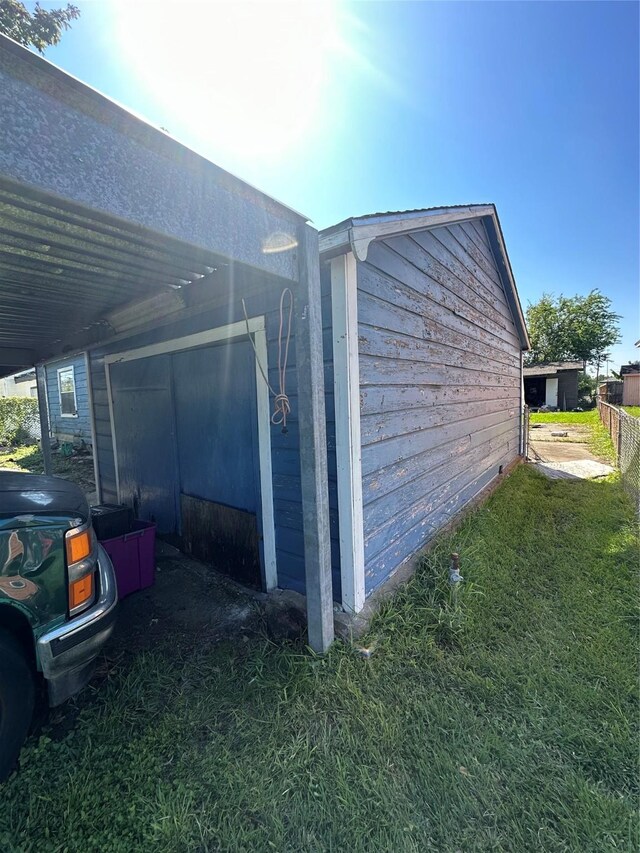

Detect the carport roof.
[
  {"left": 0, "top": 34, "right": 308, "bottom": 376},
  {"left": 0, "top": 179, "right": 232, "bottom": 374}
]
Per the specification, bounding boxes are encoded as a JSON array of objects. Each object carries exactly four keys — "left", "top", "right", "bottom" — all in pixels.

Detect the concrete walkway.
[{"left": 529, "top": 422, "right": 615, "bottom": 480}]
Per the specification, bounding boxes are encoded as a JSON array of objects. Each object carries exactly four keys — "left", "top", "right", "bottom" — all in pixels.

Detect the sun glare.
[{"left": 112, "top": 1, "right": 343, "bottom": 163}]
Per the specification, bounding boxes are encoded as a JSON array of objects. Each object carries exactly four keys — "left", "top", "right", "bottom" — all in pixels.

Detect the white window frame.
[{"left": 57, "top": 365, "right": 78, "bottom": 418}]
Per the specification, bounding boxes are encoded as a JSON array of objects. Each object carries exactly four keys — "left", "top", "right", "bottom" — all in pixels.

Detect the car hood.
[{"left": 0, "top": 472, "right": 89, "bottom": 528}]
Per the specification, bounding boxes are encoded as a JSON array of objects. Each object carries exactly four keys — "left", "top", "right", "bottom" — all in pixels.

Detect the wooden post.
[
  {"left": 294, "top": 223, "right": 334, "bottom": 653},
  {"left": 35, "top": 364, "right": 52, "bottom": 476}
]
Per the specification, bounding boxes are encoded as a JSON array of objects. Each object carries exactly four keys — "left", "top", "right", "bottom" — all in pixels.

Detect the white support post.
[
  {"left": 330, "top": 252, "right": 365, "bottom": 613},
  {"left": 295, "top": 223, "right": 334, "bottom": 653}
]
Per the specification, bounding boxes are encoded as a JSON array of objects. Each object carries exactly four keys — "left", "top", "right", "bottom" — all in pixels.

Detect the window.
[{"left": 58, "top": 366, "right": 77, "bottom": 417}]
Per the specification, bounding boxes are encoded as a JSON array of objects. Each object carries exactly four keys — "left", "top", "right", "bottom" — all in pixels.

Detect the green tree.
[
  {"left": 525, "top": 290, "right": 621, "bottom": 380},
  {"left": 0, "top": 0, "right": 79, "bottom": 52},
  {"left": 525, "top": 293, "right": 568, "bottom": 364}
]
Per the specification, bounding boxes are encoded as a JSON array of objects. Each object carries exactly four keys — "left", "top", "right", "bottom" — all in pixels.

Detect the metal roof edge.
[
  {"left": 0, "top": 34, "right": 309, "bottom": 223},
  {"left": 318, "top": 205, "right": 494, "bottom": 258}
]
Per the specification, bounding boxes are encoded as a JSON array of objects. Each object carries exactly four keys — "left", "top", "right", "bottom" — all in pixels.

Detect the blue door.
[
  {"left": 110, "top": 340, "right": 263, "bottom": 585},
  {"left": 110, "top": 355, "right": 179, "bottom": 533},
  {"left": 172, "top": 340, "right": 260, "bottom": 513}
]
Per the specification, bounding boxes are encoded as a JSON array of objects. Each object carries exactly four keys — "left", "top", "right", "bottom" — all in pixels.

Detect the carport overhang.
[{"left": 0, "top": 34, "right": 334, "bottom": 652}]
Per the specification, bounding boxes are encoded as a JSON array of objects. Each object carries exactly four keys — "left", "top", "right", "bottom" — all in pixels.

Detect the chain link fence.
[{"left": 597, "top": 399, "right": 640, "bottom": 514}]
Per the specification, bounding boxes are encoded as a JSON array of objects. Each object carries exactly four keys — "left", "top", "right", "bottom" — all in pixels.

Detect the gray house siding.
[
  {"left": 88, "top": 279, "right": 342, "bottom": 600},
  {"left": 45, "top": 354, "right": 92, "bottom": 445},
  {"left": 357, "top": 219, "right": 521, "bottom": 594}
]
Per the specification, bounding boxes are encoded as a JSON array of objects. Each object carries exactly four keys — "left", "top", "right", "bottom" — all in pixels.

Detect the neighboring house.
[
  {"left": 44, "top": 355, "right": 92, "bottom": 446},
  {"left": 621, "top": 362, "right": 640, "bottom": 406},
  {"left": 0, "top": 369, "right": 36, "bottom": 398},
  {"left": 319, "top": 208, "right": 529, "bottom": 604},
  {"left": 0, "top": 36, "right": 530, "bottom": 645},
  {"left": 523, "top": 361, "right": 582, "bottom": 410}
]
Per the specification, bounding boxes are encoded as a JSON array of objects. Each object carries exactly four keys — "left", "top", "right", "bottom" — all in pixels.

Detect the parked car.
[{"left": 0, "top": 473, "right": 118, "bottom": 780}]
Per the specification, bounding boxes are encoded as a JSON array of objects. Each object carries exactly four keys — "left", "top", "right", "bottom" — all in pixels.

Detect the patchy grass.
[
  {"left": 0, "top": 444, "right": 95, "bottom": 493},
  {"left": 623, "top": 406, "right": 640, "bottom": 419},
  {"left": 530, "top": 410, "right": 616, "bottom": 464},
  {"left": 0, "top": 466, "right": 638, "bottom": 852}
]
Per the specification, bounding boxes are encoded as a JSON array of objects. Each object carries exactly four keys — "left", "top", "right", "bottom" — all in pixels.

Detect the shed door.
[
  {"left": 172, "top": 341, "right": 263, "bottom": 587},
  {"left": 172, "top": 341, "right": 259, "bottom": 512},
  {"left": 110, "top": 355, "right": 179, "bottom": 533}
]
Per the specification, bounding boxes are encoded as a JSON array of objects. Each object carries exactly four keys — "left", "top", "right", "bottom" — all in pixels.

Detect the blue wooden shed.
[
  {"left": 0, "top": 35, "right": 530, "bottom": 647},
  {"left": 43, "top": 353, "right": 93, "bottom": 445},
  {"left": 320, "top": 207, "right": 530, "bottom": 612}
]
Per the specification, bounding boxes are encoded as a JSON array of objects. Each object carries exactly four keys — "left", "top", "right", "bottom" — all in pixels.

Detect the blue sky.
[{"left": 40, "top": 1, "right": 639, "bottom": 369}]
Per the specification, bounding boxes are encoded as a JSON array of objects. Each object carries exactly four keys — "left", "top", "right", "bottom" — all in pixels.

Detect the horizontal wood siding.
[
  {"left": 88, "top": 275, "right": 340, "bottom": 599},
  {"left": 45, "top": 354, "right": 92, "bottom": 444},
  {"left": 358, "top": 218, "right": 522, "bottom": 593}
]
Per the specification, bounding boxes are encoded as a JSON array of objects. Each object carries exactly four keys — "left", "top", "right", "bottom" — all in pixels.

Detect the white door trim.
[
  {"left": 330, "top": 252, "right": 365, "bottom": 613},
  {"left": 104, "top": 315, "right": 277, "bottom": 591}
]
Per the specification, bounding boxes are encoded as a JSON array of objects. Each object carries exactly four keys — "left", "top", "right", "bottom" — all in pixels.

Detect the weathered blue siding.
[
  {"left": 45, "top": 354, "right": 92, "bottom": 444},
  {"left": 89, "top": 279, "right": 341, "bottom": 600},
  {"left": 357, "top": 218, "right": 521, "bottom": 594}
]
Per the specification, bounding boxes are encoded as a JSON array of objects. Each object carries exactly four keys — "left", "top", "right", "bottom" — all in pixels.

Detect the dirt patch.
[
  {"left": 109, "top": 548, "right": 263, "bottom": 656},
  {"left": 107, "top": 542, "right": 309, "bottom": 659},
  {"left": 0, "top": 444, "right": 96, "bottom": 493}
]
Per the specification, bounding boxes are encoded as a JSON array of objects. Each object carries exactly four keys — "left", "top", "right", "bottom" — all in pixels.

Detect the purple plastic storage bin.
[{"left": 100, "top": 520, "right": 156, "bottom": 599}]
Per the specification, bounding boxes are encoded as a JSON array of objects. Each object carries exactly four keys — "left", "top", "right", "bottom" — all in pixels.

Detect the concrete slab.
[
  {"left": 529, "top": 440, "right": 598, "bottom": 463},
  {"left": 533, "top": 460, "right": 615, "bottom": 480}
]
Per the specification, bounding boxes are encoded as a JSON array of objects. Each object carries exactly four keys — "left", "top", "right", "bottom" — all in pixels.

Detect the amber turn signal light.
[
  {"left": 66, "top": 528, "right": 92, "bottom": 566},
  {"left": 69, "top": 572, "right": 93, "bottom": 611}
]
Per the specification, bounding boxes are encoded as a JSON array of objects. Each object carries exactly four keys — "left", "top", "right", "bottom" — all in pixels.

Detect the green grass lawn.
[
  {"left": 529, "top": 410, "right": 600, "bottom": 425},
  {"left": 623, "top": 406, "right": 640, "bottom": 419},
  {"left": 1, "top": 465, "right": 638, "bottom": 852},
  {"left": 529, "top": 409, "right": 616, "bottom": 464}
]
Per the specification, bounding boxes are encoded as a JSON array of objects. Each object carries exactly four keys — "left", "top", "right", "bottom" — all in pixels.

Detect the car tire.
[{"left": 0, "top": 629, "right": 35, "bottom": 782}]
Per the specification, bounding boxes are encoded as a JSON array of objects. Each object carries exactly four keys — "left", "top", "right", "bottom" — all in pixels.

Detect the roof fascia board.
[
  {"left": 318, "top": 206, "right": 494, "bottom": 260},
  {"left": 482, "top": 215, "right": 530, "bottom": 351},
  {"left": 350, "top": 206, "right": 495, "bottom": 261}
]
